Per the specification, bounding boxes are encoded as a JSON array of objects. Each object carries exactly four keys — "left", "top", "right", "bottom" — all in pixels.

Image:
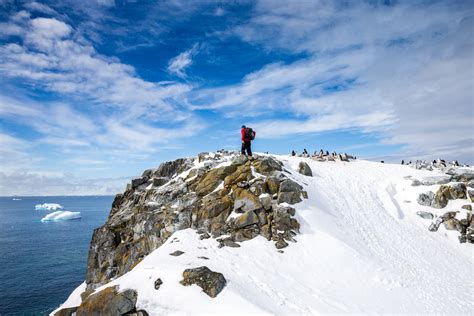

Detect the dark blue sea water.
[{"left": 0, "top": 196, "right": 114, "bottom": 315}]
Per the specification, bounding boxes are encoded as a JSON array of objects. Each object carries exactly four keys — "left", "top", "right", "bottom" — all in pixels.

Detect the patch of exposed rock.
[
  {"left": 83, "top": 151, "right": 306, "bottom": 299},
  {"left": 416, "top": 183, "right": 468, "bottom": 209},
  {"left": 180, "top": 266, "right": 226, "bottom": 298}
]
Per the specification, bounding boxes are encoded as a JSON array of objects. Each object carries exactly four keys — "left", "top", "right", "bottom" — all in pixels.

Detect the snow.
[
  {"left": 35, "top": 203, "right": 63, "bottom": 211},
  {"left": 56, "top": 155, "right": 473, "bottom": 314},
  {"left": 41, "top": 210, "right": 81, "bottom": 222}
]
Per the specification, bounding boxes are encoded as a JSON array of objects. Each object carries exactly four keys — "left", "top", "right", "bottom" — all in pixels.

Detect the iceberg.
[
  {"left": 35, "top": 203, "right": 64, "bottom": 211},
  {"left": 41, "top": 211, "right": 81, "bottom": 222}
]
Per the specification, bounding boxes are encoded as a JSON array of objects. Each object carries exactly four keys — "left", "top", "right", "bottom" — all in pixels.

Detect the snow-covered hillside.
[{"left": 55, "top": 154, "right": 473, "bottom": 315}]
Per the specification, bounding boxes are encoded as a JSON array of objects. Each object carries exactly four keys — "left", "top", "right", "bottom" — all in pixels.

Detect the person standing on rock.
[{"left": 241, "top": 125, "right": 256, "bottom": 157}]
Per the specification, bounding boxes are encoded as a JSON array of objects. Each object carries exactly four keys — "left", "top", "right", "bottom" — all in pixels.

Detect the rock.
[
  {"left": 461, "top": 205, "right": 472, "bottom": 211},
  {"left": 200, "top": 193, "right": 233, "bottom": 219},
  {"left": 467, "top": 180, "right": 474, "bottom": 188},
  {"left": 452, "top": 172, "right": 474, "bottom": 183},
  {"left": 131, "top": 177, "right": 148, "bottom": 190},
  {"left": 432, "top": 184, "right": 467, "bottom": 208},
  {"left": 417, "top": 191, "right": 434, "bottom": 206},
  {"left": 154, "top": 278, "right": 163, "bottom": 290},
  {"left": 76, "top": 286, "right": 138, "bottom": 316},
  {"left": 411, "top": 179, "right": 422, "bottom": 186},
  {"left": 232, "top": 224, "right": 260, "bottom": 242},
  {"left": 259, "top": 194, "right": 272, "bottom": 210},
  {"left": 180, "top": 266, "right": 227, "bottom": 298},
  {"left": 298, "top": 161, "right": 312, "bottom": 176},
  {"left": 233, "top": 188, "right": 263, "bottom": 212},
  {"left": 416, "top": 211, "right": 434, "bottom": 220},
  {"left": 253, "top": 156, "right": 282, "bottom": 174},
  {"left": 279, "top": 179, "right": 303, "bottom": 192},
  {"left": 169, "top": 250, "right": 184, "bottom": 256},
  {"left": 199, "top": 233, "right": 211, "bottom": 240},
  {"left": 277, "top": 192, "right": 302, "bottom": 205},
  {"left": 152, "top": 177, "right": 169, "bottom": 187},
  {"left": 195, "top": 165, "right": 237, "bottom": 196},
  {"left": 54, "top": 307, "right": 78, "bottom": 316},
  {"left": 233, "top": 211, "right": 260, "bottom": 228},
  {"left": 277, "top": 179, "right": 303, "bottom": 205},
  {"left": 468, "top": 190, "right": 474, "bottom": 202},
  {"left": 443, "top": 218, "right": 461, "bottom": 231},
  {"left": 217, "top": 237, "right": 240, "bottom": 248},
  {"left": 224, "top": 164, "right": 252, "bottom": 187},
  {"left": 275, "top": 239, "right": 288, "bottom": 249},
  {"left": 265, "top": 176, "right": 280, "bottom": 194}
]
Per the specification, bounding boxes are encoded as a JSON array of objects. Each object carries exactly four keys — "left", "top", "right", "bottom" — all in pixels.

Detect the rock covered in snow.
[{"left": 83, "top": 153, "right": 304, "bottom": 297}]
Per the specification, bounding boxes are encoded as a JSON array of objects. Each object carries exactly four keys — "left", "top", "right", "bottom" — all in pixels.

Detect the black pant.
[{"left": 241, "top": 141, "right": 252, "bottom": 156}]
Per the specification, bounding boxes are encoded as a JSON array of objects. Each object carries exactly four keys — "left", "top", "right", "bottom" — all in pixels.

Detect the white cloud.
[
  {"left": 0, "top": 14, "right": 191, "bottom": 122},
  {"left": 192, "top": 0, "right": 473, "bottom": 162},
  {"left": 167, "top": 44, "right": 199, "bottom": 78}
]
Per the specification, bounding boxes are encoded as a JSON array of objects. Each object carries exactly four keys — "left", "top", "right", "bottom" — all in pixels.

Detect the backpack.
[{"left": 245, "top": 127, "right": 255, "bottom": 140}]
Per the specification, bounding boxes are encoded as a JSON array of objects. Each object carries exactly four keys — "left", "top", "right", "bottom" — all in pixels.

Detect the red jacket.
[{"left": 241, "top": 128, "right": 256, "bottom": 142}]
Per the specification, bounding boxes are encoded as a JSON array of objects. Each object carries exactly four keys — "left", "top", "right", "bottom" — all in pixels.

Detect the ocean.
[{"left": 0, "top": 196, "right": 114, "bottom": 315}]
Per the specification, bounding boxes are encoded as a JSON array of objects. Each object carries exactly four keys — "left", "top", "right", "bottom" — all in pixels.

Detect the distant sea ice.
[
  {"left": 35, "top": 203, "right": 64, "bottom": 211},
  {"left": 41, "top": 211, "right": 81, "bottom": 222}
]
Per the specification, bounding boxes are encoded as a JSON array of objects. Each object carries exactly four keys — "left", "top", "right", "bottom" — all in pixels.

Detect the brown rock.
[
  {"left": 180, "top": 266, "right": 226, "bottom": 298},
  {"left": 233, "top": 211, "right": 260, "bottom": 228},
  {"left": 76, "top": 286, "right": 138, "bottom": 316},
  {"left": 233, "top": 188, "right": 263, "bottom": 212}
]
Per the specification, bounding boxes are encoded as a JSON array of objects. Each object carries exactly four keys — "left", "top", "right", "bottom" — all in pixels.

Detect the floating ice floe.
[
  {"left": 35, "top": 203, "right": 64, "bottom": 211},
  {"left": 41, "top": 211, "right": 81, "bottom": 222},
  {"left": 12, "top": 198, "right": 22, "bottom": 200}
]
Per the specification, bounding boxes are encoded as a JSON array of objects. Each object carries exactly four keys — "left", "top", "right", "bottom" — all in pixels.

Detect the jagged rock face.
[{"left": 84, "top": 153, "right": 305, "bottom": 294}]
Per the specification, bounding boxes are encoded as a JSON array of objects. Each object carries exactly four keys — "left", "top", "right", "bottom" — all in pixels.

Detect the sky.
[{"left": 0, "top": 0, "right": 472, "bottom": 196}]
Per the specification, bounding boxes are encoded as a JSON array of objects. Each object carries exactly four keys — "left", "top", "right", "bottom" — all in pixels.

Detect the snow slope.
[{"left": 56, "top": 156, "right": 473, "bottom": 314}]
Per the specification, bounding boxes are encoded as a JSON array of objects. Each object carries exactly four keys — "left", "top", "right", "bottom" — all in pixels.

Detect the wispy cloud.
[{"left": 168, "top": 44, "right": 199, "bottom": 78}]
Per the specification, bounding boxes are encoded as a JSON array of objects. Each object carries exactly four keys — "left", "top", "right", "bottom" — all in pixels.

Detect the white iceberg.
[
  {"left": 41, "top": 211, "right": 81, "bottom": 222},
  {"left": 35, "top": 203, "right": 64, "bottom": 211}
]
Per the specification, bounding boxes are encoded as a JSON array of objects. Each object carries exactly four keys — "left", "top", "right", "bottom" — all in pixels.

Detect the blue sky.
[{"left": 0, "top": 0, "right": 472, "bottom": 195}]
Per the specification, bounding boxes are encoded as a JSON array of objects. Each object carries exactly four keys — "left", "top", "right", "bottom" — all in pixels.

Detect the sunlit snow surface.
[
  {"left": 35, "top": 203, "right": 63, "bottom": 211},
  {"left": 55, "top": 155, "right": 474, "bottom": 314},
  {"left": 41, "top": 211, "right": 81, "bottom": 222}
]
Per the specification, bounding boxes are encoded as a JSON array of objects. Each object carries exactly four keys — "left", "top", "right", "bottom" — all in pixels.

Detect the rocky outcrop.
[
  {"left": 74, "top": 286, "right": 141, "bottom": 316},
  {"left": 180, "top": 266, "right": 226, "bottom": 298},
  {"left": 417, "top": 184, "right": 467, "bottom": 208},
  {"left": 83, "top": 152, "right": 305, "bottom": 297}
]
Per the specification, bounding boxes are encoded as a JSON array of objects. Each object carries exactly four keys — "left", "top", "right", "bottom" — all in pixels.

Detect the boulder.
[
  {"left": 154, "top": 278, "right": 163, "bottom": 290},
  {"left": 265, "top": 176, "right": 280, "bottom": 194},
  {"left": 411, "top": 179, "right": 422, "bottom": 186},
  {"left": 279, "top": 179, "right": 303, "bottom": 192},
  {"left": 432, "top": 184, "right": 467, "bottom": 208},
  {"left": 298, "top": 161, "right": 313, "bottom": 176},
  {"left": 275, "top": 239, "right": 288, "bottom": 249},
  {"left": 417, "top": 192, "right": 434, "bottom": 207},
  {"left": 416, "top": 211, "right": 434, "bottom": 220},
  {"left": 195, "top": 165, "right": 237, "bottom": 196},
  {"left": 199, "top": 194, "right": 233, "bottom": 219},
  {"left": 277, "top": 179, "right": 304, "bottom": 205},
  {"left": 224, "top": 164, "right": 253, "bottom": 187},
  {"left": 169, "top": 250, "right": 184, "bottom": 256},
  {"left": 233, "top": 211, "right": 260, "bottom": 228},
  {"left": 253, "top": 156, "right": 282, "bottom": 174},
  {"left": 461, "top": 205, "right": 472, "bottom": 211},
  {"left": 180, "top": 266, "right": 227, "bottom": 298},
  {"left": 452, "top": 172, "right": 474, "bottom": 183},
  {"left": 233, "top": 188, "right": 263, "bottom": 212},
  {"left": 76, "top": 286, "right": 138, "bottom": 316},
  {"left": 443, "top": 218, "right": 461, "bottom": 231},
  {"left": 259, "top": 194, "right": 272, "bottom": 210}
]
